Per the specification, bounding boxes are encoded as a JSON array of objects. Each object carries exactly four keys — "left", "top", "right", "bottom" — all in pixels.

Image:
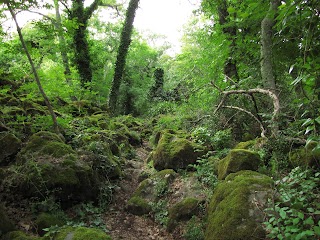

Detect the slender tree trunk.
[
  {"left": 260, "top": 0, "right": 280, "bottom": 136},
  {"left": 54, "top": 0, "right": 72, "bottom": 84},
  {"left": 6, "top": 1, "right": 60, "bottom": 135},
  {"left": 260, "top": 0, "right": 280, "bottom": 90},
  {"left": 70, "top": 0, "right": 94, "bottom": 88},
  {"left": 217, "top": 0, "right": 239, "bottom": 83},
  {"left": 108, "top": 0, "right": 140, "bottom": 114}
]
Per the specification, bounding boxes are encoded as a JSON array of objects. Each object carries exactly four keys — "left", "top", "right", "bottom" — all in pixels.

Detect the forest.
[{"left": 0, "top": 0, "right": 319, "bottom": 239}]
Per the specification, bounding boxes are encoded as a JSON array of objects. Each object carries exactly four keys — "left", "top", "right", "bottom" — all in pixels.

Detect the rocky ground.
[{"left": 103, "top": 142, "right": 176, "bottom": 240}]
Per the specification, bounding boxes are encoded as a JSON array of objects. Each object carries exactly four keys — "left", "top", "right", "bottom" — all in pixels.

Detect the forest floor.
[{"left": 103, "top": 142, "right": 179, "bottom": 240}]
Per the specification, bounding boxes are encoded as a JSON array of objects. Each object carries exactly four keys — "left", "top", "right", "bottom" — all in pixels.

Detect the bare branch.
[{"left": 222, "top": 105, "right": 267, "bottom": 138}]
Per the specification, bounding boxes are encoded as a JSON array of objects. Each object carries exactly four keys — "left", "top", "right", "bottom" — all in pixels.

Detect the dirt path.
[{"left": 104, "top": 142, "right": 175, "bottom": 240}]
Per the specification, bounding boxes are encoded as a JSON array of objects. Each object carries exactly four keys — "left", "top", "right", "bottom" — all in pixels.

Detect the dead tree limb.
[
  {"left": 214, "top": 88, "right": 280, "bottom": 137},
  {"left": 222, "top": 105, "right": 267, "bottom": 137}
]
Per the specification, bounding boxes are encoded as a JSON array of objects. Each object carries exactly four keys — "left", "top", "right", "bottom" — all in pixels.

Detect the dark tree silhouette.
[{"left": 108, "top": 0, "right": 140, "bottom": 114}]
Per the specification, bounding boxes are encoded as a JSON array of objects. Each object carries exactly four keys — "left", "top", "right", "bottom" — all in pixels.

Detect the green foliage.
[
  {"left": 190, "top": 153, "right": 218, "bottom": 190},
  {"left": 264, "top": 167, "right": 320, "bottom": 240},
  {"left": 184, "top": 216, "right": 205, "bottom": 240},
  {"left": 151, "top": 200, "right": 169, "bottom": 227}
]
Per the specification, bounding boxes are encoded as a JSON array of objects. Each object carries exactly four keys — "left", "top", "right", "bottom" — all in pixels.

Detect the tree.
[
  {"left": 4, "top": 0, "right": 60, "bottom": 134},
  {"left": 108, "top": 0, "right": 140, "bottom": 114}
]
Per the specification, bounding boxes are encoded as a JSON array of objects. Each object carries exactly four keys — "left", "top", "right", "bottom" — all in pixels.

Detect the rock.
[
  {"left": 126, "top": 169, "right": 177, "bottom": 215},
  {"left": 167, "top": 198, "right": 201, "bottom": 232},
  {"left": 289, "top": 142, "right": 320, "bottom": 168},
  {"left": 205, "top": 170, "right": 273, "bottom": 240},
  {"left": 53, "top": 227, "right": 112, "bottom": 240},
  {"left": 217, "top": 149, "right": 260, "bottom": 180},
  {"left": 0, "top": 205, "right": 15, "bottom": 235},
  {"left": 152, "top": 130, "right": 205, "bottom": 171},
  {"left": 0, "top": 132, "right": 21, "bottom": 166},
  {"left": 3, "top": 131, "right": 100, "bottom": 205},
  {"left": 35, "top": 212, "right": 65, "bottom": 236},
  {"left": 1, "top": 231, "right": 41, "bottom": 240}
]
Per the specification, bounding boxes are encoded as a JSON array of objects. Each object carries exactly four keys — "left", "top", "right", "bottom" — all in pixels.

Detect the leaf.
[
  {"left": 305, "top": 125, "right": 315, "bottom": 135},
  {"left": 314, "top": 226, "right": 320, "bottom": 236},
  {"left": 279, "top": 208, "right": 287, "bottom": 219},
  {"left": 298, "top": 212, "right": 304, "bottom": 220},
  {"left": 301, "top": 118, "right": 313, "bottom": 127},
  {"left": 291, "top": 75, "right": 303, "bottom": 86},
  {"left": 304, "top": 216, "right": 314, "bottom": 225},
  {"left": 292, "top": 218, "right": 300, "bottom": 225},
  {"left": 289, "top": 64, "right": 295, "bottom": 74}
]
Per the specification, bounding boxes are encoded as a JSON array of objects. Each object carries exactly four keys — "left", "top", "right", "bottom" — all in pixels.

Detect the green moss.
[
  {"left": 167, "top": 198, "right": 200, "bottom": 232},
  {"left": 0, "top": 205, "right": 15, "bottom": 235},
  {"left": 0, "top": 132, "right": 21, "bottom": 165},
  {"left": 1, "top": 231, "right": 41, "bottom": 240},
  {"left": 35, "top": 213, "right": 65, "bottom": 236},
  {"left": 217, "top": 149, "right": 261, "bottom": 180},
  {"left": 289, "top": 144, "right": 320, "bottom": 168},
  {"left": 126, "top": 196, "right": 152, "bottom": 215},
  {"left": 55, "top": 227, "right": 111, "bottom": 240},
  {"left": 205, "top": 170, "right": 273, "bottom": 240},
  {"left": 40, "top": 142, "right": 75, "bottom": 158},
  {"left": 153, "top": 131, "right": 204, "bottom": 171}
]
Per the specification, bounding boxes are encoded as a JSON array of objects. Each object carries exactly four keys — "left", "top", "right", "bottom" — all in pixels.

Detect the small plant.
[
  {"left": 151, "top": 200, "right": 169, "bottom": 226},
  {"left": 184, "top": 216, "right": 205, "bottom": 240},
  {"left": 154, "top": 179, "right": 169, "bottom": 198},
  {"left": 264, "top": 167, "right": 320, "bottom": 239},
  {"left": 43, "top": 225, "right": 61, "bottom": 240},
  {"left": 190, "top": 153, "right": 219, "bottom": 190}
]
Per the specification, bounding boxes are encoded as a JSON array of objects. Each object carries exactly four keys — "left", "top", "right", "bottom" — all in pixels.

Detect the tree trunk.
[
  {"left": 217, "top": 0, "right": 239, "bottom": 83},
  {"left": 6, "top": 1, "right": 60, "bottom": 135},
  {"left": 108, "top": 0, "right": 140, "bottom": 114},
  {"left": 54, "top": 0, "right": 72, "bottom": 84},
  {"left": 71, "top": 0, "right": 92, "bottom": 88},
  {"left": 260, "top": 0, "right": 280, "bottom": 136},
  {"left": 260, "top": 0, "right": 280, "bottom": 90}
]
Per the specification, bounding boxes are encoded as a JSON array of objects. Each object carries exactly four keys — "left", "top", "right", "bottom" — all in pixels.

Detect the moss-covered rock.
[
  {"left": 167, "top": 198, "right": 200, "bottom": 232},
  {"left": 35, "top": 213, "right": 65, "bottom": 236},
  {"left": 126, "top": 169, "right": 177, "bottom": 215},
  {"left": 3, "top": 132, "right": 100, "bottom": 204},
  {"left": 217, "top": 149, "right": 260, "bottom": 180},
  {"left": 54, "top": 227, "right": 111, "bottom": 240},
  {"left": 205, "top": 170, "right": 273, "bottom": 240},
  {"left": 126, "top": 196, "right": 152, "bottom": 215},
  {"left": 0, "top": 205, "right": 15, "bottom": 235},
  {"left": 1, "top": 231, "right": 41, "bottom": 240},
  {"left": 152, "top": 131, "right": 205, "bottom": 171},
  {"left": 289, "top": 142, "right": 320, "bottom": 168},
  {"left": 0, "top": 132, "right": 21, "bottom": 166}
]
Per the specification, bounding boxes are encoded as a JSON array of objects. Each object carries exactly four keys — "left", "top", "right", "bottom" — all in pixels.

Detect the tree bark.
[
  {"left": 70, "top": 0, "right": 93, "bottom": 88},
  {"left": 217, "top": 0, "right": 239, "bottom": 83},
  {"left": 6, "top": 1, "right": 60, "bottom": 135},
  {"left": 108, "top": 0, "right": 140, "bottom": 114},
  {"left": 54, "top": 0, "right": 72, "bottom": 84},
  {"left": 260, "top": 0, "right": 280, "bottom": 91},
  {"left": 260, "top": 0, "right": 280, "bottom": 136}
]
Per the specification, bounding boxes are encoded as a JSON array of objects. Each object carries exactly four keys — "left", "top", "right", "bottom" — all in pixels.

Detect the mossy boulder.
[
  {"left": 217, "top": 149, "right": 260, "bottom": 180},
  {"left": 0, "top": 132, "right": 21, "bottom": 166},
  {"left": 289, "top": 142, "right": 320, "bottom": 168},
  {"left": 54, "top": 227, "right": 112, "bottom": 240},
  {"left": 35, "top": 213, "right": 65, "bottom": 236},
  {"left": 167, "top": 198, "right": 201, "bottom": 232},
  {"left": 205, "top": 170, "right": 273, "bottom": 240},
  {"left": 4, "top": 132, "right": 100, "bottom": 204},
  {"left": 1, "top": 231, "right": 41, "bottom": 240},
  {"left": 152, "top": 131, "right": 205, "bottom": 171},
  {"left": 126, "top": 169, "right": 177, "bottom": 215},
  {"left": 126, "top": 196, "right": 152, "bottom": 216},
  {"left": 0, "top": 205, "right": 15, "bottom": 235}
]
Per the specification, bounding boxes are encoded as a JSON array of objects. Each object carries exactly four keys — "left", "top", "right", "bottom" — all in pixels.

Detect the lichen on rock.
[{"left": 54, "top": 227, "right": 112, "bottom": 240}]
